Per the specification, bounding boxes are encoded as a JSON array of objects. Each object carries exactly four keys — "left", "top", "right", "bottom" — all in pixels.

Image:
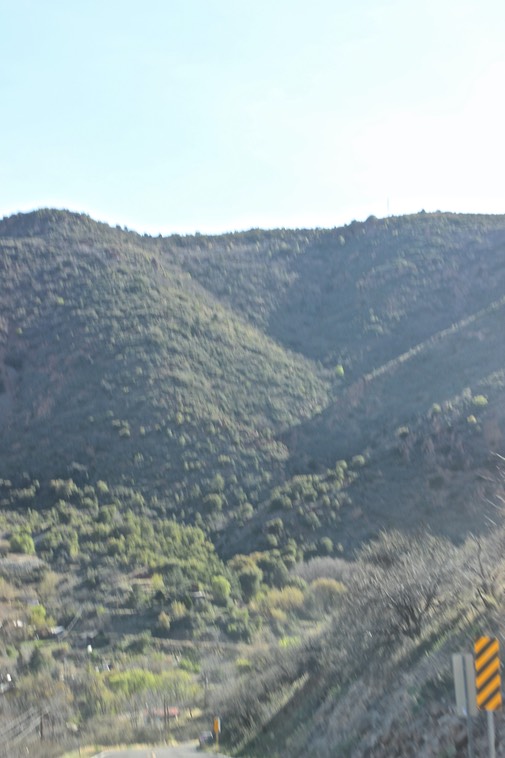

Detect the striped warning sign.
[{"left": 474, "top": 636, "right": 502, "bottom": 711}]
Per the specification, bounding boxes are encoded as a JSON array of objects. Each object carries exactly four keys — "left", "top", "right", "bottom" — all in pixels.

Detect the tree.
[
  {"left": 350, "top": 531, "right": 456, "bottom": 641},
  {"left": 28, "top": 604, "right": 51, "bottom": 631},
  {"left": 229, "top": 555, "right": 264, "bottom": 603},
  {"left": 464, "top": 530, "right": 505, "bottom": 616},
  {"left": 203, "top": 493, "right": 223, "bottom": 513},
  {"left": 28, "top": 646, "right": 49, "bottom": 673},
  {"left": 211, "top": 575, "right": 231, "bottom": 605}
]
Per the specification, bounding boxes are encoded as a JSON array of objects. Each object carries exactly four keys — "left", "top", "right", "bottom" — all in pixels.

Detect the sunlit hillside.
[{"left": 1, "top": 209, "right": 505, "bottom": 756}]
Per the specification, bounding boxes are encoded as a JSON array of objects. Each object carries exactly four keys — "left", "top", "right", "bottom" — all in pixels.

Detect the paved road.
[{"left": 92, "top": 743, "right": 229, "bottom": 758}]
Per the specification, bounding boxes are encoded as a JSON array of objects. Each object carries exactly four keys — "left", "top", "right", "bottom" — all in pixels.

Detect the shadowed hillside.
[
  {"left": 163, "top": 212, "right": 505, "bottom": 377},
  {"left": 0, "top": 210, "right": 327, "bottom": 530}
]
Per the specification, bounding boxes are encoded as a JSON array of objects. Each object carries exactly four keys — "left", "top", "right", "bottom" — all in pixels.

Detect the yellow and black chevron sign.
[{"left": 474, "top": 636, "right": 502, "bottom": 711}]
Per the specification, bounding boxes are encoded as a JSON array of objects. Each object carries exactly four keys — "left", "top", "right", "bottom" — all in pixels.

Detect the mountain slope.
[
  {"left": 2, "top": 209, "right": 505, "bottom": 756},
  {"left": 0, "top": 210, "right": 327, "bottom": 528},
  {"left": 165, "top": 213, "right": 505, "bottom": 377},
  {"left": 1, "top": 208, "right": 505, "bottom": 554}
]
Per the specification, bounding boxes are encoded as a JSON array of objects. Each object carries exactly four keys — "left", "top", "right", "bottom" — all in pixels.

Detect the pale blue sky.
[{"left": 1, "top": 0, "right": 505, "bottom": 234}]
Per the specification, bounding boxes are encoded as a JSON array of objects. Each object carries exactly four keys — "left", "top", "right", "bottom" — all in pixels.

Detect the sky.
[{"left": 1, "top": 0, "right": 505, "bottom": 235}]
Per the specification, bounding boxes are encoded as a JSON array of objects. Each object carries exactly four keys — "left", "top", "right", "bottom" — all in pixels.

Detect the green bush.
[
  {"left": 351, "top": 455, "right": 366, "bottom": 468},
  {"left": 157, "top": 611, "right": 171, "bottom": 633},
  {"left": 9, "top": 530, "right": 35, "bottom": 555},
  {"left": 211, "top": 575, "right": 231, "bottom": 604},
  {"left": 472, "top": 394, "right": 488, "bottom": 407},
  {"left": 237, "top": 564, "right": 263, "bottom": 603}
]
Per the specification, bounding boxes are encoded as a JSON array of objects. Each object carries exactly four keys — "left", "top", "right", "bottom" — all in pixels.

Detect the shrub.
[
  {"left": 170, "top": 601, "right": 187, "bottom": 621},
  {"left": 203, "top": 493, "right": 223, "bottom": 512},
  {"left": 49, "top": 479, "right": 78, "bottom": 498},
  {"left": 226, "top": 608, "right": 254, "bottom": 642},
  {"left": 178, "top": 656, "right": 200, "bottom": 674},
  {"left": 262, "top": 586, "right": 305, "bottom": 615},
  {"left": 211, "top": 575, "right": 231, "bottom": 604},
  {"left": 151, "top": 572, "right": 165, "bottom": 594},
  {"left": 107, "top": 668, "right": 157, "bottom": 697},
  {"left": 319, "top": 537, "right": 333, "bottom": 555},
  {"left": 210, "top": 473, "right": 225, "bottom": 492},
  {"left": 292, "top": 556, "right": 352, "bottom": 583},
  {"left": 28, "top": 604, "right": 51, "bottom": 630},
  {"left": 28, "top": 646, "right": 50, "bottom": 673},
  {"left": 351, "top": 455, "right": 366, "bottom": 468},
  {"left": 305, "top": 577, "right": 346, "bottom": 615},
  {"left": 472, "top": 394, "right": 488, "bottom": 407},
  {"left": 266, "top": 518, "right": 284, "bottom": 535},
  {"left": 238, "top": 564, "right": 263, "bottom": 603},
  {"left": 96, "top": 480, "right": 109, "bottom": 495},
  {"left": 9, "top": 530, "right": 35, "bottom": 555},
  {"left": 157, "top": 611, "right": 171, "bottom": 633},
  {"left": 235, "top": 657, "right": 253, "bottom": 672}
]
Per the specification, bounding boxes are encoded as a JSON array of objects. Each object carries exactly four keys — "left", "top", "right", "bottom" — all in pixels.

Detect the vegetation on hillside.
[{"left": 1, "top": 208, "right": 505, "bottom": 755}]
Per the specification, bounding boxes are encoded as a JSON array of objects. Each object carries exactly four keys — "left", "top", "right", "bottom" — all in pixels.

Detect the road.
[{"left": 92, "top": 743, "right": 229, "bottom": 758}]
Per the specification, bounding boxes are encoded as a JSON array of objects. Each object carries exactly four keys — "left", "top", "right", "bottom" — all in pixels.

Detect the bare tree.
[{"left": 349, "top": 531, "right": 458, "bottom": 642}]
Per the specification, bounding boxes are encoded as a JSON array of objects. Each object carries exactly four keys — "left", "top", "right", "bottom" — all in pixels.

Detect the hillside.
[
  {"left": 0, "top": 211, "right": 327, "bottom": 526},
  {"left": 1, "top": 208, "right": 505, "bottom": 756},
  {"left": 164, "top": 212, "right": 505, "bottom": 374},
  {"left": 1, "top": 210, "right": 505, "bottom": 551}
]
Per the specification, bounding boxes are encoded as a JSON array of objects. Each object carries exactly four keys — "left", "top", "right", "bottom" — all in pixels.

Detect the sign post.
[
  {"left": 453, "top": 653, "right": 477, "bottom": 758},
  {"left": 213, "top": 716, "right": 221, "bottom": 749},
  {"left": 487, "top": 711, "right": 496, "bottom": 758},
  {"left": 474, "top": 636, "right": 502, "bottom": 758}
]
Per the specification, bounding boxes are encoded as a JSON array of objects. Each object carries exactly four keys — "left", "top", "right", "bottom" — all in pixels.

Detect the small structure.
[{"left": 49, "top": 625, "right": 65, "bottom": 638}]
